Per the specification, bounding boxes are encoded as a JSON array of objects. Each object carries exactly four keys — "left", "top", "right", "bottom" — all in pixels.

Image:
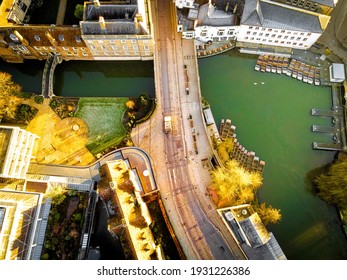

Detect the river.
[
  {"left": 198, "top": 50, "right": 347, "bottom": 260},
  {"left": 1, "top": 53, "right": 347, "bottom": 259}
]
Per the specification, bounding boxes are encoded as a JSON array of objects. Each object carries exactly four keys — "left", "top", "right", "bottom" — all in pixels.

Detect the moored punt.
[
  {"left": 266, "top": 64, "right": 271, "bottom": 72},
  {"left": 260, "top": 64, "right": 266, "bottom": 72},
  {"left": 292, "top": 70, "right": 298, "bottom": 79},
  {"left": 276, "top": 65, "right": 282, "bottom": 74}
]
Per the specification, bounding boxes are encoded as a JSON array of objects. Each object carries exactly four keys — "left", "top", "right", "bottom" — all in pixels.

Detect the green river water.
[
  {"left": 1, "top": 52, "right": 346, "bottom": 259},
  {"left": 198, "top": 51, "right": 347, "bottom": 260}
]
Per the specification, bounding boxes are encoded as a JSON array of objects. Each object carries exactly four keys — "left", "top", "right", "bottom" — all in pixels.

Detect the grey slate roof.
[
  {"left": 197, "top": 2, "right": 238, "bottom": 27},
  {"left": 241, "top": 0, "right": 322, "bottom": 33}
]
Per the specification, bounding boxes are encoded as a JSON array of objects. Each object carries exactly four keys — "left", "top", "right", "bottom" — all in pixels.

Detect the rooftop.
[
  {"left": 0, "top": 189, "right": 42, "bottom": 260},
  {"left": 242, "top": 0, "right": 323, "bottom": 33},
  {"left": 81, "top": 2, "right": 149, "bottom": 35},
  {"left": 197, "top": 2, "right": 238, "bottom": 27}
]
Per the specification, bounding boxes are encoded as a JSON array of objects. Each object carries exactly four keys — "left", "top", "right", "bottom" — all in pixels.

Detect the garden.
[
  {"left": 75, "top": 97, "right": 129, "bottom": 156},
  {"left": 41, "top": 186, "right": 89, "bottom": 260}
]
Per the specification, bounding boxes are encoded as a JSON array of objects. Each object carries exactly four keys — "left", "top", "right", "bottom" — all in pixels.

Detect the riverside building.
[
  {"left": 175, "top": 0, "right": 335, "bottom": 52},
  {"left": 236, "top": 0, "right": 330, "bottom": 50}
]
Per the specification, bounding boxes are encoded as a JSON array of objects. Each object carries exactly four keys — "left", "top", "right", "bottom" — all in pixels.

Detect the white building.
[
  {"left": 175, "top": 0, "right": 195, "bottom": 9},
  {"left": 0, "top": 125, "right": 38, "bottom": 179},
  {"left": 237, "top": 0, "right": 328, "bottom": 50},
  {"left": 329, "top": 63, "right": 346, "bottom": 83},
  {"left": 178, "top": 0, "right": 240, "bottom": 42}
]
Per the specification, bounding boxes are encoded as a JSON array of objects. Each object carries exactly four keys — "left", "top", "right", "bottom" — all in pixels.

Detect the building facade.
[{"left": 0, "top": 0, "right": 154, "bottom": 63}]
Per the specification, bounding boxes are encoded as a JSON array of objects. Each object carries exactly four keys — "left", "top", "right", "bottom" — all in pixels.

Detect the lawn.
[{"left": 75, "top": 98, "right": 128, "bottom": 156}]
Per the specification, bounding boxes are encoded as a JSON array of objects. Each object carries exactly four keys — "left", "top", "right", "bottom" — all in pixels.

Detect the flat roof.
[
  {"left": 0, "top": 189, "right": 42, "bottom": 260},
  {"left": 331, "top": 63, "right": 346, "bottom": 79}
]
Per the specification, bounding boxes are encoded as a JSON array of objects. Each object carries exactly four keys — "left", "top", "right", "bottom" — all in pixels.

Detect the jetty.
[{"left": 312, "top": 125, "right": 339, "bottom": 133}]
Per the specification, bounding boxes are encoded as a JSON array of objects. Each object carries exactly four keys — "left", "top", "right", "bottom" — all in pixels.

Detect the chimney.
[
  {"left": 45, "top": 31, "right": 58, "bottom": 47},
  {"left": 14, "top": 30, "right": 41, "bottom": 59},
  {"left": 99, "top": 16, "right": 106, "bottom": 30},
  {"left": 93, "top": 0, "right": 100, "bottom": 6}
]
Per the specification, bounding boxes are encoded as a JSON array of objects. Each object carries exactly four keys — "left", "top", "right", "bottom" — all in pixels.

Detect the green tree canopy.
[
  {"left": 74, "top": 4, "right": 84, "bottom": 20},
  {"left": 314, "top": 156, "right": 347, "bottom": 209},
  {"left": 0, "top": 72, "right": 22, "bottom": 121}
]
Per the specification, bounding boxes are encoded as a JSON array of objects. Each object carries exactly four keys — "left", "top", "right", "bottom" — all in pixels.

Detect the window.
[
  {"left": 75, "top": 36, "right": 81, "bottom": 43},
  {"left": 144, "top": 45, "right": 149, "bottom": 50},
  {"left": 217, "top": 30, "right": 224, "bottom": 36},
  {"left": 73, "top": 47, "right": 78, "bottom": 51},
  {"left": 280, "top": 41, "right": 285, "bottom": 44},
  {"left": 265, "top": 33, "right": 269, "bottom": 37},
  {"left": 259, "top": 33, "right": 263, "bottom": 36},
  {"left": 284, "top": 36, "right": 288, "bottom": 39},
  {"left": 82, "top": 52, "right": 88, "bottom": 56},
  {"left": 275, "top": 40, "right": 279, "bottom": 43},
  {"left": 112, "top": 46, "right": 117, "bottom": 50},
  {"left": 297, "top": 37, "right": 301, "bottom": 40},
  {"left": 255, "top": 27, "right": 259, "bottom": 30},
  {"left": 59, "top": 35, "right": 64, "bottom": 41},
  {"left": 34, "top": 35, "right": 40, "bottom": 41},
  {"left": 50, "top": 46, "right": 56, "bottom": 50},
  {"left": 34, "top": 46, "right": 41, "bottom": 50},
  {"left": 244, "top": 36, "right": 249, "bottom": 40},
  {"left": 253, "top": 32, "right": 257, "bottom": 35},
  {"left": 303, "top": 38, "right": 308, "bottom": 41},
  {"left": 271, "top": 34, "right": 276, "bottom": 38},
  {"left": 131, "top": 39, "right": 136, "bottom": 43},
  {"left": 249, "top": 27, "right": 253, "bottom": 30},
  {"left": 123, "top": 45, "right": 128, "bottom": 50},
  {"left": 227, "top": 30, "right": 234, "bottom": 35},
  {"left": 121, "top": 39, "right": 126, "bottom": 43},
  {"left": 250, "top": 37, "right": 254, "bottom": 40},
  {"left": 290, "top": 36, "right": 295, "bottom": 40},
  {"left": 281, "top": 30, "right": 285, "bottom": 33},
  {"left": 39, "top": 52, "right": 46, "bottom": 55},
  {"left": 246, "top": 31, "right": 251, "bottom": 35},
  {"left": 201, "top": 32, "right": 207, "bottom": 36},
  {"left": 278, "top": 35, "right": 282, "bottom": 39},
  {"left": 63, "top": 47, "right": 69, "bottom": 51},
  {"left": 133, "top": 45, "right": 138, "bottom": 50}
]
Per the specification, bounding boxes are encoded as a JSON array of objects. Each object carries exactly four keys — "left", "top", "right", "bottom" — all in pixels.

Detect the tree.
[
  {"left": 0, "top": 72, "right": 22, "bottom": 121},
  {"left": 74, "top": 4, "right": 84, "bottom": 20},
  {"left": 314, "top": 158, "right": 347, "bottom": 209},
  {"left": 255, "top": 203, "right": 282, "bottom": 225}
]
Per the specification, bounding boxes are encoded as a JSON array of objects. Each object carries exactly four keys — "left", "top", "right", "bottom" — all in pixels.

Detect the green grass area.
[{"left": 75, "top": 97, "right": 128, "bottom": 155}]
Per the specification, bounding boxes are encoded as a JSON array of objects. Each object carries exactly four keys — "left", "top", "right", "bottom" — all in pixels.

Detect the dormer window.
[
  {"left": 59, "top": 35, "right": 64, "bottom": 41},
  {"left": 75, "top": 36, "right": 81, "bottom": 43},
  {"left": 34, "top": 35, "right": 40, "bottom": 41}
]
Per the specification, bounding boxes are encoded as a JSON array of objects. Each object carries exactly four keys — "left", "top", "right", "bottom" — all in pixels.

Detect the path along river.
[{"left": 1, "top": 53, "right": 347, "bottom": 259}]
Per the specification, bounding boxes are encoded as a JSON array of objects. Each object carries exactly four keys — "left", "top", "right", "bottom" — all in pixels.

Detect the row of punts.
[
  {"left": 255, "top": 55, "right": 321, "bottom": 86},
  {"left": 255, "top": 55, "right": 290, "bottom": 74},
  {"left": 285, "top": 59, "right": 321, "bottom": 86}
]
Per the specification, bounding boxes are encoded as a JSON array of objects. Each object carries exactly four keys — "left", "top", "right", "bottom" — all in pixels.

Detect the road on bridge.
[{"left": 139, "top": 0, "right": 247, "bottom": 260}]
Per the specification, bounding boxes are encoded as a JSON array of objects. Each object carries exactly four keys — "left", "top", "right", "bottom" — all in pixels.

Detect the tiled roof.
[{"left": 241, "top": 0, "right": 322, "bottom": 33}]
